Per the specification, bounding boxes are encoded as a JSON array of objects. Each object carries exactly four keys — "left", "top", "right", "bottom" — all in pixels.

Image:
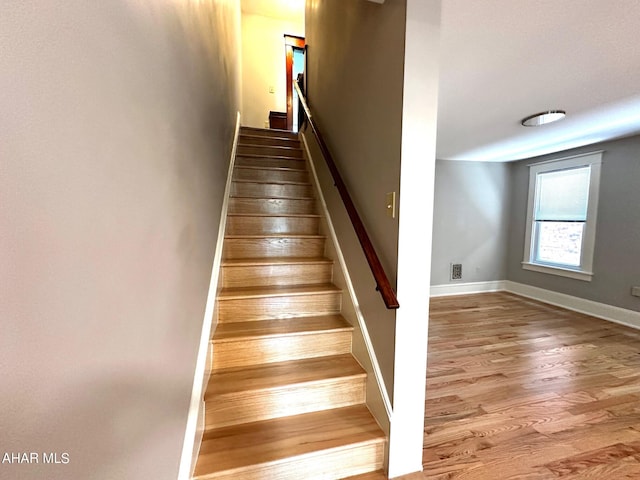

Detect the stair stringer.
[
  {"left": 178, "top": 112, "right": 241, "bottom": 480},
  {"left": 300, "top": 131, "right": 392, "bottom": 457}
]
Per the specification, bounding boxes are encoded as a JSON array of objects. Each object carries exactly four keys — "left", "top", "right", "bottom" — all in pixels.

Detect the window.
[{"left": 522, "top": 152, "right": 602, "bottom": 281}]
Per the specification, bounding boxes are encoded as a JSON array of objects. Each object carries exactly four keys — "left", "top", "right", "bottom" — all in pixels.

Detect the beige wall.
[
  {"left": 241, "top": 12, "right": 304, "bottom": 128},
  {"left": 304, "top": 0, "right": 407, "bottom": 399},
  {"left": 0, "top": 1, "right": 240, "bottom": 479}
]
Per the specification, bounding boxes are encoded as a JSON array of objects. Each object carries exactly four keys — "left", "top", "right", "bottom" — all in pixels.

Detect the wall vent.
[{"left": 451, "top": 263, "right": 462, "bottom": 281}]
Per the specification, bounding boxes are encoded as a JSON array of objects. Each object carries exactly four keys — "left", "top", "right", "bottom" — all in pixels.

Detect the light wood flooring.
[
  {"left": 423, "top": 291, "right": 640, "bottom": 479},
  {"left": 351, "top": 292, "right": 640, "bottom": 479}
]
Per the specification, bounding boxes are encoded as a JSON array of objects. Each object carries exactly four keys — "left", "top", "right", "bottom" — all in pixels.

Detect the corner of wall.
[{"left": 177, "top": 112, "right": 241, "bottom": 480}]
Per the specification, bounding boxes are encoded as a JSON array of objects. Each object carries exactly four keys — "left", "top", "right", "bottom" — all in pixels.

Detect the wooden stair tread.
[
  {"left": 213, "top": 315, "right": 351, "bottom": 342},
  {"left": 240, "top": 129, "right": 300, "bottom": 142},
  {"left": 239, "top": 143, "right": 302, "bottom": 150},
  {"left": 222, "top": 235, "right": 327, "bottom": 260},
  {"left": 236, "top": 153, "right": 305, "bottom": 160},
  {"left": 235, "top": 165, "right": 305, "bottom": 173},
  {"left": 229, "top": 195, "right": 314, "bottom": 202},
  {"left": 225, "top": 234, "right": 325, "bottom": 239},
  {"left": 238, "top": 145, "right": 303, "bottom": 158},
  {"left": 236, "top": 164, "right": 307, "bottom": 172},
  {"left": 206, "top": 354, "right": 365, "bottom": 396},
  {"left": 227, "top": 212, "right": 320, "bottom": 218},
  {"left": 222, "top": 256, "right": 332, "bottom": 267},
  {"left": 233, "top": 178, "right": 311, "bottom": 186},
  {"left": 230, "top": 194, "right": 313, "bottom": 199},
  {"left": 240, "top": 126, "right": 297, "bottom": 137},
  {"left": 194, "top": 405, "right": 385, "bottom": 476},
  {"left": 238, "top": 133, "right": 300, "bottom": 146},
  {"left": 218, "top": 283, "right": 341, "bottom": 300}
]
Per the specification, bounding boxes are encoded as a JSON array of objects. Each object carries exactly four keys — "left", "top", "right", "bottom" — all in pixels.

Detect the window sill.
[{"left": 521, "top": 262, "right": 593, "bottom": 282}]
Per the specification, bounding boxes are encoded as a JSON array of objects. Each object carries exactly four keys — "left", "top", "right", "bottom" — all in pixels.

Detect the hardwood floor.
[{"left": 414, "top": 292, "right": 640, "bottom": 479}]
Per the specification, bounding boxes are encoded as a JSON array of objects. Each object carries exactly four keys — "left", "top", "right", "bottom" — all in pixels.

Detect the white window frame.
[{"left": 522, "top": 151, "right": 603, "bottom": 282}]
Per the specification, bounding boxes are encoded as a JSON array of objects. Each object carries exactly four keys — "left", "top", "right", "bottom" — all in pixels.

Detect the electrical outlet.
[
  {"left": 264, "top": 120, "right": 269, "bottom": 128},
  {"left": 632, "top": 286, "right": 640, "bottom": 297},
  {"left": 451, "top": 263, "right": 462, "bottom": 281}
]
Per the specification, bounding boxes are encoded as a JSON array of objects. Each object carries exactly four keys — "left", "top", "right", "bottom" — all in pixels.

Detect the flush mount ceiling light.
[{"left": 521, "top": 110, "right": 566, "bottom": 127}]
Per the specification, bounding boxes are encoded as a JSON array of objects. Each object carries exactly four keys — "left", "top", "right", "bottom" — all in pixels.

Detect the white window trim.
[{"left": 522, "top": 151, "right": 603, "bottom": 282}]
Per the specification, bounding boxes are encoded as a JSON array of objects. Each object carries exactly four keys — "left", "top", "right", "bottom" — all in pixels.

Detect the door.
[{"left": 284, "top": 35, "right": 305, "bottom": 131}]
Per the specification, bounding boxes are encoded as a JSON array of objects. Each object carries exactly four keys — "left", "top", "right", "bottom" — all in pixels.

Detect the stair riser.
[
  {"left": 205, "top": 377, "right": 366, "bottom": 429},
  {"left": 239, "top": 135, "right": 300, "bottom": 148},
  {"left": 226, "top": 216, "right": 319, "bottom": 235},
  {"left": 211, "top": 331, "right": 352, "bottom": 369},
  {"left": 223, "top": 237, "right": 325, "bottom": 259},
  {"left": 231, "top": 182, "right": 313, "bottom": 198},
  {"left": 237, "top": 145, "right": 303, "bottom": 158},
  {"left": 228, "top": 197, "right": 316, "bottom": 215},
  {"left": 239, "top": 127, "right": 298, "bottom": 140},
  {"left": 221, "top": 263, "right": 332, "bottom": 288},
  {"left": 218, "top": 292, "right": 341, "bottom": 322},
  {"left": 195, "top": 441, "right": 384, "bottom": 480},
  {"left": 235, "top": 156, "right": 306, "bottom": 170},
  {"left": 233, "top": 168, "right": 308, "bottom": 183}
]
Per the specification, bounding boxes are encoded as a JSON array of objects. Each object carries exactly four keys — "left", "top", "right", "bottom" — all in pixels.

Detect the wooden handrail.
[{"left": 294, "top": 80, "right": 399, "bottom": 309}]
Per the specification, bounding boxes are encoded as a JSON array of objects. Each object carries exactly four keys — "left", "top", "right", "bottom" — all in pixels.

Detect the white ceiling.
[{"left": 438, "top": 0, "right": 640, "bottom": 161}]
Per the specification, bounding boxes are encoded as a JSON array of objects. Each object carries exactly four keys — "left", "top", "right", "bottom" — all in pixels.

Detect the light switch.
[
  {"left": 632, "top": 286, "right": 640, "bottom": 297},
  {"left": 386, "top": 192, "right": 396, "bottom": 218},
  {"left": 269, "top": 86, "right": 275, "bottom": 94}
]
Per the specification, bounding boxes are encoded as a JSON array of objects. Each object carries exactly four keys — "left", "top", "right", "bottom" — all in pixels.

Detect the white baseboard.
[
  {"left": 504, "top": 281, "right": 640, "bottom": 331},
  {"left": 430, "top": 280, "right": 506, "bottom": 297},
  {"left": 178, "top": 112, "right": 241, "bottom": 480},
  {"left": 430, "top": 279, "right": 640, "bottom": 331}
]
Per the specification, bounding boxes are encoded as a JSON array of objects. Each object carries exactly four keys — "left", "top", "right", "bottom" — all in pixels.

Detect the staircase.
[{"left": 192, "top": 127, "right": 386, "bottom": 480}]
